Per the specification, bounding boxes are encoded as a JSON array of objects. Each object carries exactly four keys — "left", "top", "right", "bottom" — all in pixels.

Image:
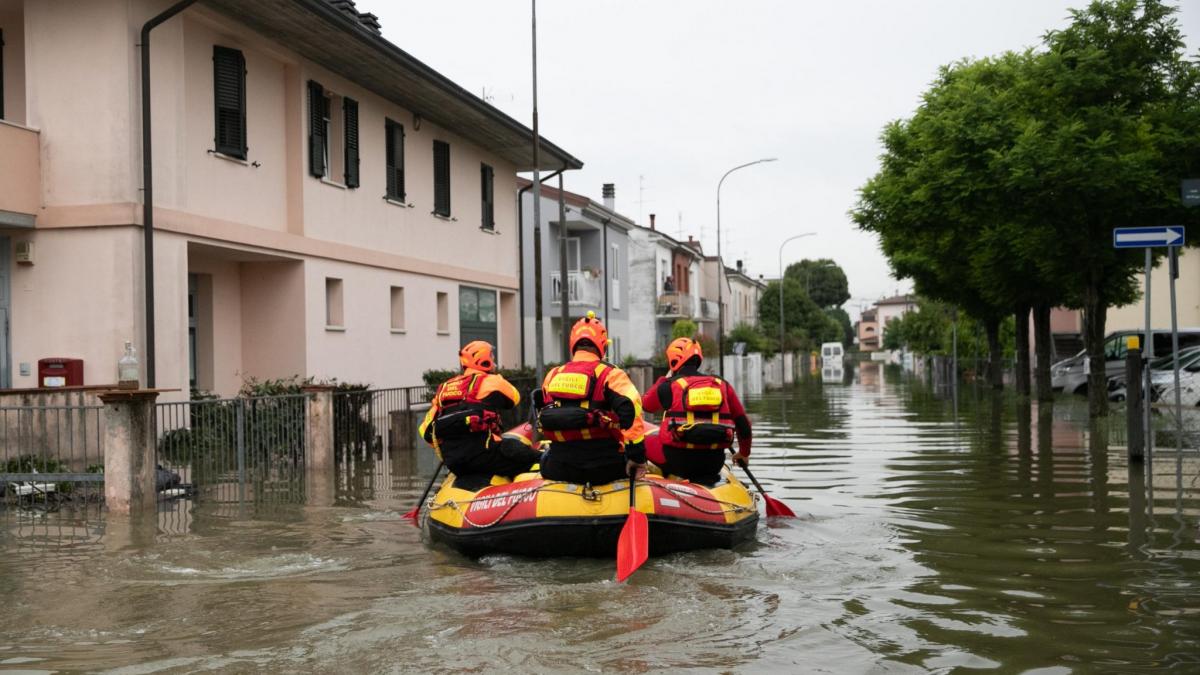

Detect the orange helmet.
[
  {"left": 666, "top": 337, "right": 703, "bottom": 371},
  {"left": 569, "top": 311, "right": 609, "bottom": 357},
  {"left": 459, "top": 340, "right": 496, "bottom": 372}
]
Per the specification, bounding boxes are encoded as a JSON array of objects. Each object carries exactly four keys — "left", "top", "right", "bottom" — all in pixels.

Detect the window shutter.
[
  {"left": 385, "top": 120, "right": 405, "bottom": 201},
  {"left": 307, "top": 80, "right": 325, "bottom": 178},
  {"left": 433, "top": 140, "right": 451, "bottom": 216},
  {"left": 480, "top": 164, "right": 495, "bottom": 230},
  {"left": 213, "top": 46, "right": 246, "bottom": 159},
  {"left": 343, "top": 97, "right": 359, "bottom": 188}
]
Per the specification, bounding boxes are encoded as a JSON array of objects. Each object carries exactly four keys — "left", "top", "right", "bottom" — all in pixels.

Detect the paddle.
[
  {"left": 402, "top": 461, "right": 444, "bottom": 526},
  {"left": 616, "top": 469, "right": 648, "bottom": 582},
  {"left": 733, "top": 455, "right": 796, "bottom": 518}
]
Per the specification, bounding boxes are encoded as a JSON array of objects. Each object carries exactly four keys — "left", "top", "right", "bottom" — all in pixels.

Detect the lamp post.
[
  {"left": 716, "top": 158, "right": 777, "bottom": 377},
  {"left": 778, "top": 233, "right": 816, "bottom": 353}
]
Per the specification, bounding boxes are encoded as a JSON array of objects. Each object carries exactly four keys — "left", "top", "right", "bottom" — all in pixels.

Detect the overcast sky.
[{"left": 358, "top": 0, "right": 1200, "bottom": 318}]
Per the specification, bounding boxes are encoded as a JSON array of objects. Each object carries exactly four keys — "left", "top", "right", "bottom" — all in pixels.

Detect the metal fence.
[
  {"left": 156, "top": 394, "right": 308, "bottom": 504},
  {"left": 0, "top": 405, "right": 105, "bottom": 510}
]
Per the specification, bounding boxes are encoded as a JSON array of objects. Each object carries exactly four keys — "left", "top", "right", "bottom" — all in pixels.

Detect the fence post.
[
  {"left": 303, "top": 385, "right": 335, "bottom": 471},
  {"left": 1126, "top": 343, "right": 1144, "bottom": 462},
  {"left": 98, "top": 390, "right": 160, "bottom": 514}
]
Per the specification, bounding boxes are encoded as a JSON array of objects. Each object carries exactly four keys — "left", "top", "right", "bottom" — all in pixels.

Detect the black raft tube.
[{"left": 141, "top": 0, "right": 199, "bottom": 388}]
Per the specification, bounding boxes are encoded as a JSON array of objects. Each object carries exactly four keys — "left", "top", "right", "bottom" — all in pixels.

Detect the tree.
[
  {"left": 825, "top": 307, "right": 854, "bottom": 346},
  {"left": 671, "top": 319, "right": 698, "bottom": 340},
  {"left": 759, "top": 279, "right": 842, "bottom": 350},
  {"left": 1006, "top": 0, "right": 1200, "bottom": 415},
  {"left": 785, "top": 259, "right": 850, "bottom": 308}
]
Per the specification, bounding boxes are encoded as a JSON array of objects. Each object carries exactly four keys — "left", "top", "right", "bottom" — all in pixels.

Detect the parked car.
[
  {"left": 1052, "top": 329, "right": 1200, "bottom": 395},
  {"left": 1153, "top": 360, "right": 1200, "bottom": 407},
  {"left": 1107, "top": 346, "right": 1200, "bottom": 401}
]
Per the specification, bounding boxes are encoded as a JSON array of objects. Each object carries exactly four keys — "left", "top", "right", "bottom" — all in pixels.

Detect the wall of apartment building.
[
  {"left": 10, "top": 1, "right": 526, "bottom": 393},
  {"left": 1108, "top": 248, "right": 1200, "bottom": 331}
]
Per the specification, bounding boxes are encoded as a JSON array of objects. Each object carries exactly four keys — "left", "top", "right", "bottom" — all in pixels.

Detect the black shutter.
[
  {"left": 307, "top": 80, "right": 326, "bottom": 178},
  {"left": 343, "top": 97, "right": 359, "bottom": 188},
  {"left": 480, "top": 164, "right": 495, "bottom": 230},
  {"left": 433, "top": 140, "right": 451, "bottom": 216},
  {"left": 385, "top": 119, "right": 405, "bottom": 201},
  {"left": 213, "top": 46, "right": 246, "bottom": 159}
]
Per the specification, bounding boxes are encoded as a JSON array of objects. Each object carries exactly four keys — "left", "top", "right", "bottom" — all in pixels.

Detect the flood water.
[{"left": 2, "top": 362, "right": 1199, "bottom": 673}]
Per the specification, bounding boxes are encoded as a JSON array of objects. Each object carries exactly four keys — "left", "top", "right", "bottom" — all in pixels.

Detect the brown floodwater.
[{"left": 1, "top": 363, "right": 1198, "bottom": 673}]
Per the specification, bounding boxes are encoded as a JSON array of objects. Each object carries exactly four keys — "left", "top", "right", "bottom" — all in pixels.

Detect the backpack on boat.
[{"left": 663, "top": 375, "right": 736, "bottom": 449}]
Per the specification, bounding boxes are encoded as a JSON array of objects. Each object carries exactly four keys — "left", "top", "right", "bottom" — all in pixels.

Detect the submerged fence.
[
  {"left": 0, "top": 405, "right": 105, "bottom": 509},
  {"left": 156, "top": 395, "right": 308, "bottom": 504}
]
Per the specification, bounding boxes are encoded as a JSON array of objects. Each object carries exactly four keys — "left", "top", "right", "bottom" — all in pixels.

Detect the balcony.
[
  {"left": 699, "top": 298, "right": 720, "bottom": 322},
  {"left": 550, "top": 271, "right": 602, "bottom": 307},
  {"left": 657, "top": 292, "right": 694, "bottom": 318},
  {"left": 0, "top": 121, "right": 40, "bottom": 227}
]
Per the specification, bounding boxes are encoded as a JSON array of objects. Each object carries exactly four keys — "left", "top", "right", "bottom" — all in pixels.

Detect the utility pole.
[{"left": 530, "top": 0, "right": 544, "bottom": 383}]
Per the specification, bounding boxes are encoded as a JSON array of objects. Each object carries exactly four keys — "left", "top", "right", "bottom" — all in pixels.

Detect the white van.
[{"left": 820, "top": 342, "right": 845, "bottom": 365}]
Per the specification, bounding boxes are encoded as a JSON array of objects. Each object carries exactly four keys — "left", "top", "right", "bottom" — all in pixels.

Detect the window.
[
  {"left": 433, "top": 140, "right": 451, "bottom": 216},
  {"left": 565, "top": 237, "right": 581, "bottom": 271},
  {"left": 436, "top": 292, "right": 449, "bottom": 333},
  {"left": 390, "top": 286, "right": 405, "bottom": 331},
  {"left": 459, "top": 286, "right": 498, "bottom": 351},
  {"left": 213, "top": 46, "right": 246, "bottom": 159},
  {"left": 609, "top": 243, "right": 621, "bottom": 310},
  {"left": 325, "top": 278, "right": 344, "bottom": 328},
  {"left": 307, "top": 82, "right": 358, "bottom": 187},
  {"left": 385, "top": 119, "right": 405, "bottom": 201},
  {"left": 480, "top": 163, "right": 495, "bottom": 230}
]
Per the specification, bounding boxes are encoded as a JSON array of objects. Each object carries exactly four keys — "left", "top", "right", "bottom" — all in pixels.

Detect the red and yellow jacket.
[
  {"left": 642, "top": 363, "right": 752, "bottom": 456},
  {"left": 538, "top": 351, "right": 646, "bottom": 462},
  {"left": 420, "top": 368, "right": 520, "bottom": 456}
]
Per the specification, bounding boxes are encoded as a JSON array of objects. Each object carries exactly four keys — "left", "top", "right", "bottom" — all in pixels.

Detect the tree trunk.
[
  {"left": 1015, "top": 305, "right": 1031, "bottom": 397},
  {"left": 1082, "top": 284, "right": 1109, "bottom": 417},
  {"left": 985, "top": 317, "right": 1004, "bottom": 389},
  {"left": 1033, "top": 302, "right": 1054, "bottom": 401}
]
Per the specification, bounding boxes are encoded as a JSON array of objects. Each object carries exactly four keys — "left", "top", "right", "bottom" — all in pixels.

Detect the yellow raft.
[{"left": 426, "top": 429, "right": 759, "bottom": 558}]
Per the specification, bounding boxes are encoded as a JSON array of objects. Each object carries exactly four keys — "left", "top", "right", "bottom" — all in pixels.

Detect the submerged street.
[{"left": 2, "top": 364, "right": 1199, "bottom": 672}]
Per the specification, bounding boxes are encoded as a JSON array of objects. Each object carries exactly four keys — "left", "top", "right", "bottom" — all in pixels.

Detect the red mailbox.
[{"left": 38, "top": 358, "right": 84, "bottom": 388}]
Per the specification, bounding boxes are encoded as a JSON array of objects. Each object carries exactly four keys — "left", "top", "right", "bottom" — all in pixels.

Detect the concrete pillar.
[
  {"left": 98, "top": 390, "right": 159, "bottom": 514},
  {"left": 303, "top": 385, "right": 335, "bottom": 471}
]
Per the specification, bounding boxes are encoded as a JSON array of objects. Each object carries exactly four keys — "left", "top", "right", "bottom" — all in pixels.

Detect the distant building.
[
  {"left": 517, "top": 181, "right": 633, "bottom": 364},
  {"left": 627, "top": 218, "right": 704, "bottom": 359},
  {"left": 858, "top": 308, "right": 880, "bottom": 351},
  {"left": 875, "top": 294, "right": 918, "bottom": 331},
  {"left": 726, "top": 261, "right": 765, "bottom": 330}
]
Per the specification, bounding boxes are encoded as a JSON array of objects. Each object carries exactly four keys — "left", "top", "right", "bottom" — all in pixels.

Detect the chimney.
[
  {"left": 650, "top": 213, "right": 656, "bottom": 230},
  {"left": 602, "top": 183, "right": 615, "bottom": 211},
  {"left": 736, "top": 259, "right": 744, "bottom": 273}
]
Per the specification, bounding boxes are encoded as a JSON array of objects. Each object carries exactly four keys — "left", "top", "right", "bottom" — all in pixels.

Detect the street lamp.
[
  {"left": 778, "top": 233, "right": 816, "bottom": 353},
  {"left": 717, "top": 157, "right": 777, "bottom": 377}
]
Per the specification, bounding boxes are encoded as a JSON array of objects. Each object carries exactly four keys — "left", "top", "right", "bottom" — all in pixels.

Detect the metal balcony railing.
[
  {"left": 656, "top": 292, "right": 694, "bottom": 318},
  {"left": 550, "top": 271, "right": 603, "bottom": 307}
]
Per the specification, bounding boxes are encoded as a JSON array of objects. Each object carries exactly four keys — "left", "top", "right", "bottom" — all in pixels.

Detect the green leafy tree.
[
  {"left": 671, "top": 319, "right": 698, "bottom": 340},
  {"left": 759, "top": 279, "right": 843, "bottom": 351},
  {"left": 825, "top": 307, "right": 854, "bottom": 346},
  {"left": 784, "top": 259, "right": 850, "bottom": 309}
]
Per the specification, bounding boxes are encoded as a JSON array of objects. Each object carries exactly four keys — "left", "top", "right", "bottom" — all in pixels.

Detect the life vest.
[
  {"left": 538, "top": 360, "right": 622, "bottom": 442},
  {"left": 431, "top": 372, "right": 500, "bottom": 441},
  {"left": 660, "top": 375, "right": 736, "bottom": 450}
]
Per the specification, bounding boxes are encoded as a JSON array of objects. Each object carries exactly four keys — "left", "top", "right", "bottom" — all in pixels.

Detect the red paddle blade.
[
  {"left": 763, "top": 494, "right": 797, "bottom": 518},
  {"left": 401, "top": 507, "right": 421, "bottom": 526},
  {"left": 616, "top": 509, "right": 649, "bottom": 582}
]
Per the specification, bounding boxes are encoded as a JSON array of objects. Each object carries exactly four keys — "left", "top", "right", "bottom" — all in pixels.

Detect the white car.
[{"left": 1155, "top": 368, "right": 1200, "bottom": 407}]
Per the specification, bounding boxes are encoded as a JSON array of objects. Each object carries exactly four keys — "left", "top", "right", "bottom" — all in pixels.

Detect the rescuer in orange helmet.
[
  {"left": 536, "top": 312, "right": 647, "bottom": 485},
  {"left": 641, "top": 337, "right": 752, "bottom": 486},
  {"left": 420, "top": 341, "right": 541, "bottom": 484}
]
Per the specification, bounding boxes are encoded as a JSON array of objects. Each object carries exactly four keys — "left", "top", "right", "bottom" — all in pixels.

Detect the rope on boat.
[{"left": 429, "top": 478, "right": 753, "bottom": 528}]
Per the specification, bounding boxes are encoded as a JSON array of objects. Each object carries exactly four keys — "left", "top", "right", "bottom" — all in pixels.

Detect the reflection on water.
[{"left": 1, "top": 363, "right": 1198, "bottom": 672}]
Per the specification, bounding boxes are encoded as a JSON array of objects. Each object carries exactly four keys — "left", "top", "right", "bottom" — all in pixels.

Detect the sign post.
[{"left": 1113, "top": 225, "right": 1186, "bottom": 465}]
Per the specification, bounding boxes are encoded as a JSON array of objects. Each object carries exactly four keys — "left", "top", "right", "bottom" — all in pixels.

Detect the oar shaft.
[{"left": 410, "top": 461, "right": 444, "bottom": 516}]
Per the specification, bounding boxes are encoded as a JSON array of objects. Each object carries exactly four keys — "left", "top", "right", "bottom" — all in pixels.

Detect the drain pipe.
[
  {"left": 140, "top": 0, "right": 198, "bottom": 388},
  {"left": 517, "top": 168, "right": 562, "bottom": 368}
]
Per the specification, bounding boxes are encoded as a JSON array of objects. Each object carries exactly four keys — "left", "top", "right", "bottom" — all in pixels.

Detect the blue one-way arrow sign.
[{"left": 1113, "top": 226, "right": 1185, "bottom": 248}]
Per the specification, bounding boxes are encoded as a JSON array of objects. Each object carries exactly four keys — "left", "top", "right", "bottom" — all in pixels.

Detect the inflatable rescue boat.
[{"left": 426, "top": 425, "right": 759, "bottom": 558}]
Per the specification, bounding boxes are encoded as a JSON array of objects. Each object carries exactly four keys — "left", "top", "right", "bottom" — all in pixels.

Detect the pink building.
[{"left": 0, "top": 0, "right": 579, "bottom": 395}]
